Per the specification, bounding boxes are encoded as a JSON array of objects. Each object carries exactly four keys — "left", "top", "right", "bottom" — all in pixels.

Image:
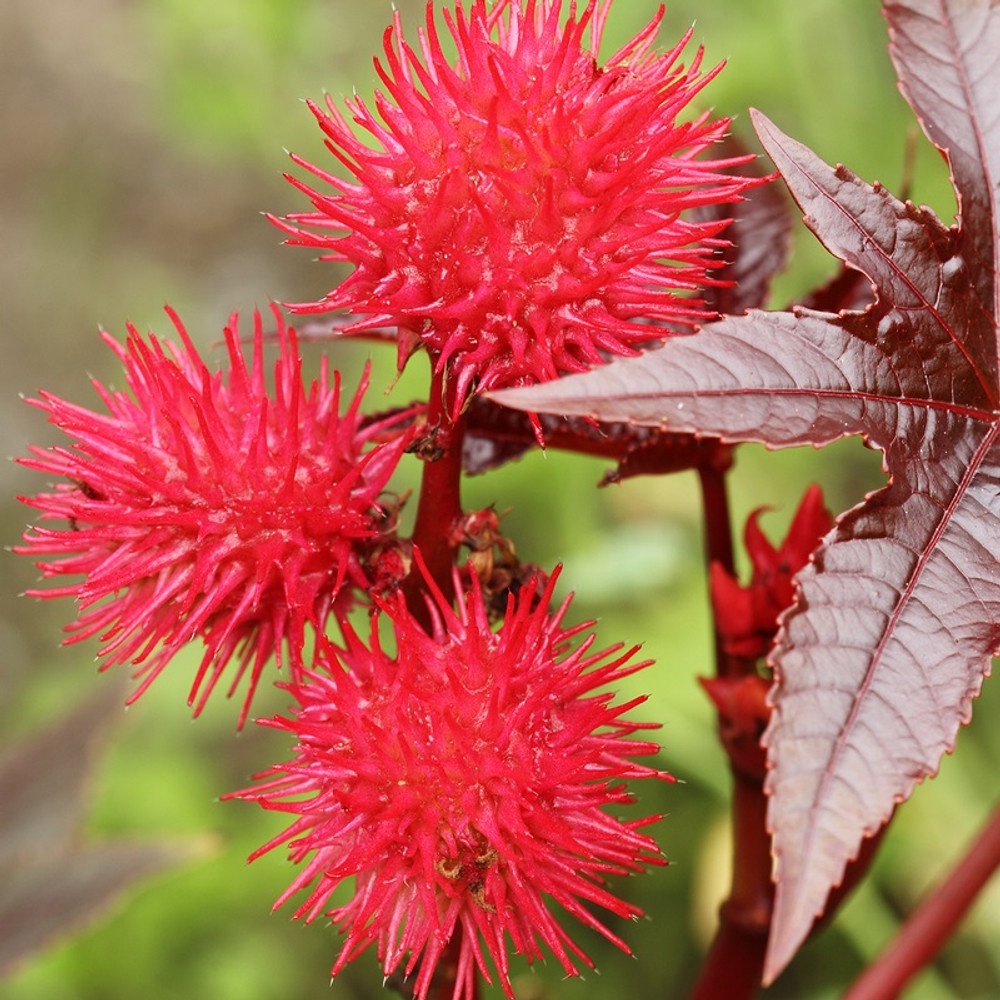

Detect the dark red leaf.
[
  {"left": 0, "top": 683, "right": 212, "bottom": 978},
  {"left": 886, "top": 0, "right": 1000, "bottom": 310},
  {"left": 795, "top": 262, "right": 876, "bottom": 314},
  {"left": 691, "top": 134, "right": 792, "bottom": 316},
  {"left": 493, "top": 0, "right": 1000, "bottom": 982},
  {"left": 0, "top": 684, "right": 121, "bottom": 871},
  {"left": 0, "top": 839, "right": 211, "bottom": 979}
]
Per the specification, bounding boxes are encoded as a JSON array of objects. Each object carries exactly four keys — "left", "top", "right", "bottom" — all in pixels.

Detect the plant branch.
[
  {"left": 403, "top": 368, "right": 466, "bottom": 621},
  {"left": 465, "top": 397, "right": 731, "bottom": 482},
  {"left": 697, "top": 460, "right": 736, "bottom": 578},
  {"left": 689, "top": 767, "right": 772, "bottom": 1000},
  {"left": 409, "top": 422, "right": 465, "bottom": 596},
  {"left": 843, "top": 801, "right": 1000, "bottom": 1000},
  {"left": 688, "top": 458, "right": 772, "bottom": 1000},
  {"left": 433, "top": 927, "right": 476, "bottom": 1000}
]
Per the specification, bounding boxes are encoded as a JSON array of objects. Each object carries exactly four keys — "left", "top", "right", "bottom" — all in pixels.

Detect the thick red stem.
[
  {"left": 410, "top": 427, "right": 465, "bottom": 594},
  {"left": 688, "top": 461, "right": 771, "bottom": 1000},
  {"left": 403, "top": 369, "right": 466, "bottom": 621},
  {"left": 429, "top": 927, "right": 476, "bottom": 1000},
  {"left": 698, "top": 461, "right": 736, "bottom": 577},
  {"left": 843, "top": 801, "right": 1000, "bottom": 1000},
  {"left": 689, "top": 768, "right": 773, "bottom": 1000}
]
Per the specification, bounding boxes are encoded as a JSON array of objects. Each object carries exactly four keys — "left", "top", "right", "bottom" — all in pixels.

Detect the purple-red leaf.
[
  {"left": 886, "top": 0, "right": 1000, "bottom": 315},
  {"left": 691, "top": 133, "right": 792, "bottom": 317},
  {"left": 493, "top": 0, "right": 1000, "bottom": 983},
  {"left": 0, "top": 683, "right": 213, "bottom": 978},
  {"left": 0, "top": 839, "right": 210, "bottom": 979}
]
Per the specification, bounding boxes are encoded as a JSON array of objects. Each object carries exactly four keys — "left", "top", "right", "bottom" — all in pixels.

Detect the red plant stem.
[
  {"left": 697, "top": 459, "right": 736, "bottom": 577},
  {"left": 429, "top": 926, "right": 477, "bottom": 1000},
  {"left": 410, "top": 427, "right": 464, "bottom": 592},
  {"left": 404, "top": 369, "right": 466, "bottom": 619},
  {"left": 688, "top": 461, "right": 772, "bottom": 1000},
  {"left": 696, "top": 457, "right": 738, "bottom": 687},
  {"left": 843, "top": 801, "right": 1000, "bottom": 1000},
  {"left": 689, "top": 767, "right": 773, "bottom": 1000}
]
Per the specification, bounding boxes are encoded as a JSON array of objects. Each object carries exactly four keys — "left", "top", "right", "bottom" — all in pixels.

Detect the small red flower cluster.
[
  {"left": 710, "top": 484, "right": 834, "bottom": 663},
  {"left": 703, "top": 486, "right": 834, "bottom": 736},
  {"left": 230, "top": 564, "right": 671, "bottom": 999}
]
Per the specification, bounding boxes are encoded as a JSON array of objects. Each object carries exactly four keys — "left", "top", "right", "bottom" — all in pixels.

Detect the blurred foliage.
[
  {"left": 1, "top": 0, "right": 996, "bottom": 999},
  {"left": 0, "top": 680, "right": 213, "bottom": 982}
]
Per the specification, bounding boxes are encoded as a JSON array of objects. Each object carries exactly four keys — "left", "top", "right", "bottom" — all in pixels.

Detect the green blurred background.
[{"left": 2, "top": 0, "right": 998, "bottom": 997}]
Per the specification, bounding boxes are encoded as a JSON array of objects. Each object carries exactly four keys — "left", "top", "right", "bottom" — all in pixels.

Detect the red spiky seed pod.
[
  {"left": 279, "top": 0, "right": 758, "bottom": 413},
  {"left": 230, "top": 562, "right": 672, "bottom": 998},
  {"left": 18, "top": 305, "right": 413, "bottom": 725}
]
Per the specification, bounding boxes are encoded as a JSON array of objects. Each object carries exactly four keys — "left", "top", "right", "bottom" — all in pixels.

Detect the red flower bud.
[{"left": 710, "top": 484, "right": 834, "bottom": 660}]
